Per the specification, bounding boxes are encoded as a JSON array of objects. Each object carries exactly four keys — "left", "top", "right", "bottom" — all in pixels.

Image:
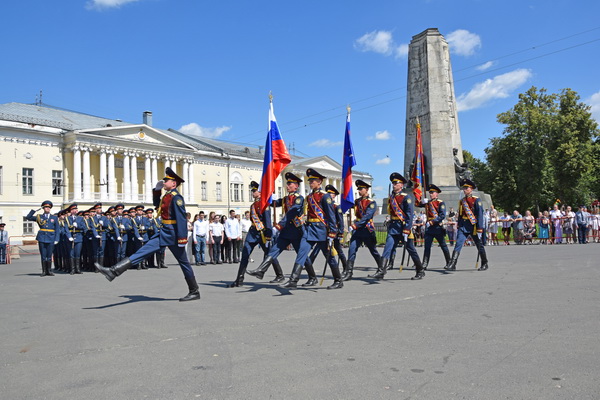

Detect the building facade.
[{"left": 0, "top": 102, "right": 372, "bottom": 244}]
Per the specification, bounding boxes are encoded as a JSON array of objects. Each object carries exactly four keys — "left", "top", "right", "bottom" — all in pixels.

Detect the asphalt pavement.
[{"left": 1, "top": 243, "right": 599, "bottom": 400}]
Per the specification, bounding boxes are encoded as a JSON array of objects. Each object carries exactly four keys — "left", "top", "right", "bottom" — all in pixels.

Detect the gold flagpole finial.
[
  {"left": 346, "top": 104, "right": 351, "bottom": 114},
  {"left": 269, "top": 91, "right": 273, "bottom": 103}
]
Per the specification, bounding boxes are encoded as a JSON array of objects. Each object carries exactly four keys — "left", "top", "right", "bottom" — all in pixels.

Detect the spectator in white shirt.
[
  {"left": 209, "top": 215, "right": 224, "bottom": 264},
  {"left": 193, "top": 211, "right": 210, "bottom": 265},
  {"left": 224, "top": 210, "right": 242, "bottom": 263}
]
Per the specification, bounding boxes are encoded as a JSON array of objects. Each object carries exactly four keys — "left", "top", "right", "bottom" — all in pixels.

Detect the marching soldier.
[
  {"left": 26, "top": 200, "right": 61, "bottom": 276},
  {"left": 96, "top": 167, "right": 200, "bottom": 302},
  {"left": 419, "top": 184, "right": 451, "bottom": 270},
  {"left": 374, "top": 173, "right": 425, "bottom": 280},
  {"left": 246, "top": 172, "right": 318, "bottom": 286},
  {"left": 227, "top": 181, "right": 284, "bottom": 287},
  {"left": 445, "top": 179, "right": 489, "bottom": 271},
  {"left": 282, "top": 168, "right": 342, "bottom": 289},
  {"left": 343, "top": 180, "right": 382, "bottom": 281},
  {"left": 308, "top": 184, "right": 348, "bottom": 274}
]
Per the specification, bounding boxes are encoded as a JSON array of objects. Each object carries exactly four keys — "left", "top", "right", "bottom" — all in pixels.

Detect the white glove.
[
  {"left": 477, "top": 232, "right": 483, "bottom": 240},
  {"left": 272, "top": 226, "right": 279, "bottom": 235},
  {"left": 68, "top": 237, "right": 74, "bottom": 242},
  {"left": 154, "top": 180, "right": 164, "bottom": 190},
  {"left": 403, "top": 233, "right": 408, "bottom": 243},
  {"left": 120, "top": 224, "right": 125, "bottom": 229},
  {"left": 99, "top": 220, "right": 104, "bottom": 226},
  {"left": 96, "top": 235, "right": 101, "bottom": 239},
  {"left": 73, "top": 222, "right": 78, "bottom": 227},
  {"left": 117, "top": 236, "right": 123, "bottom": 241},
  {"left": 422, "top": 198, "right": 429, "bottom": 204},
  {"left": 327, "top": 237, "right": 334, "bottom": 247},
  {"left": 178, "top": 243, "right": 186, "bottom": 247},
  {"left": 54, "top": 241, "right": 58, "bottom": 245},
  {"left": 138, "top": 237, "right": 143, "bottom": 241}
]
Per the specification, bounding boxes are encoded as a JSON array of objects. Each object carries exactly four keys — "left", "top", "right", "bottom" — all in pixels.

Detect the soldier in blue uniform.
[
  {"left": 104, "top": 206, "right": 118, "bottom": 267},
  {"left": 343, "top": 180, "right": 382, "bottom": 281},
  {"left": 65, "top": 204, "right": 84, "bottom": 274},
  {"left": 56, "top": 209, "right": 73, "bottom": 272},
  {"left": 418, "top": 184, "right": 451, "bottom": 270},
  {"left": 96, "top": 168, "right": 200, "bottom": 302},
  {"left": 143, "top": 208, "right": 157, "bottom": 268},
  {"left": 227, "top": 181, "right": 284, "bottom": 287},
  {"left": 26, "top": 200, "right": 61, "bottom": 276},
  {"left": 445, "top": 179, "right": 489, "bottom": 271},
  {"left": 282, "top": 168, "right": 342, "bottom": 289},
  {"left": 309, "top": 184, "right": 348, "bottom": 274},
  {"left": 0, "top": 223, "right": 7, "bottom": 264},
  {"left": 92, "top": 203, "right": 109, "bottom": 268},
  {"left": 375, "top": 173, "right": 425, "bottom": 280},
  {"left": 112, "top": 203, "right": 132, "bottom": 262},
  {"left": 81, "top": 209, "right": 99, "bottom": 271},
  {"left": 130, "top": 205, "right": 147, "bottom": 269},
  {"left": 246, "top": 172, "right": 317, "bottom": 286}
]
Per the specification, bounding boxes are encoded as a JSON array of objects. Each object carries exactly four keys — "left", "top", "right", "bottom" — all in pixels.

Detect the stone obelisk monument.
[{"left": 403, "top": 28, "right": 491, "bottom": 207}]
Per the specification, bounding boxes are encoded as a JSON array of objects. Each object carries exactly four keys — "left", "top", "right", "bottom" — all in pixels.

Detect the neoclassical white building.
[{"left": 0, "top": 102, "right": 372, "bottom": 243}]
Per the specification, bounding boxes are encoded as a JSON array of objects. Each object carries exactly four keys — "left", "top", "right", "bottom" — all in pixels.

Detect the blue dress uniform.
[
  {"left": 130, "top": 206, "right": 147, "bottom": 269},
  {"left": 419, "top": 184, "right": 451, "bottom": 270},
  {"left": 0, "top": 224, "right": 7, "bottom": 264},
  {"left": 309, "top": 184, "right": 348, "bottom": 274},
  {"left": 56, "top": 210, "right": 73, "bottom": 272},
  {"left": 96, "top": 167, "right": 200, "bottom": 302},
  {"left": 376, "top": 173, "right": 425, "bottom": 280},
  {"left": 246, "top": 172, "right": 317, "bottom": 283},
  {"left": 81, "top": 210, "right": 101, "bottom": 272},
  {"left": 93, "top": 204, "right": 110, "bottom": 267},
  {"left": 104, "top": 207, "right": 118, "bottom": 267},
  {"left": 112, "top": 204, "right": 132, "bottom": 262},
  {"left": 344, "top": 180, "right": 381, "bottom": 281},
  {"left": 26, "top": 200, "right": 61, "bottom": 276},
  {"left": 288, "top": 168, "right": 343, "bottom": 289},
  {"left": 446, "top": 179, "right": 489, "bottom": 271},
  {"left": 228, "top": 181, "right": 284, "bottom": 287},
  {"left": 142, "top": 210, "right": 157, "bottom": 268}
]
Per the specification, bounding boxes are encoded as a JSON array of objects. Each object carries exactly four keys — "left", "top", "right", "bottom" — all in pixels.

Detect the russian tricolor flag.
[
  {"left": 259, "top": 98, "right": 291, "bottom": 212},
  {"left": 341, "top": 107, "right": 356, "bottom": 213}
]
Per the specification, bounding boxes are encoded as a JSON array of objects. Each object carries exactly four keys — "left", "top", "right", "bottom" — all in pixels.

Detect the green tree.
[{"left": 462, "top": 150, "right": 492, "bottom": 193}]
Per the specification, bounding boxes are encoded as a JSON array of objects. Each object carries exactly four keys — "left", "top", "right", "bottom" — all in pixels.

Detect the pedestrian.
[
  {"left": 207, "top": 211, "right": 216, "bottom": 264},
  {"left": 500, "top": 211, "right": 512, "bottom": 245},
  {"left": 537, "top": 211, "right": 550, "bottom": 245},
  {"left": 488, "top": 205, "right": 499, "bottom": 246},
  {"left": 523, "top": 210, "right": 535, "bottom": 245},
  {"left": 193, "top": 211, "right": 209, "bottom": 265},
  {"left": 511, "top": 210, "right": 524, "bottom": 245},
  {"left": 549, "top": 204, "right": 564, "bottom": 244},
  {"left": 224, "top": 210, "right": 241, "bottom": 263},
  {"left": 209, "top": 215, "right": 225, "bottom": 264},
  {"left": 96, "top": 167, "right": 201, "bottom": 302},
  {"left": 0, "top": 223, "right": 9, "bottom": 264}
]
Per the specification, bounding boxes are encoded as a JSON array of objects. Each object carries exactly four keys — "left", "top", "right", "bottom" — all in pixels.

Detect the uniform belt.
[
  {"left": 71, "top": 229, "right": 82, "bottom": 233},
  {"left": 162, "top": 220, "right": 176, "bottom": 224},
  {"left": 462, "top": 216, "right": 470, "bottom": 220},
  {"left": 390, "top": 216, "right": 404, "bottom": 221},
  {"left": 307, "top": 218, "right": 323, "bottom": 223},
  {"left": 40, "top": 229, "right": 55, "bottom": 232}
]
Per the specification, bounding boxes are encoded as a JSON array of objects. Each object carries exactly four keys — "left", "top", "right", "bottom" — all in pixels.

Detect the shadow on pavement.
[{"left": 83, "top": 294, "right": 178, "bottom": 309}]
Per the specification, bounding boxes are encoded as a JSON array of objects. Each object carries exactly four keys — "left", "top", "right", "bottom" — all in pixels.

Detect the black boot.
[
  {"left": 421, "top": 255, "right": 429, "bottom": 271},
  {"left": 302, "top": 276, "right": 318, "bottom": 287},
  {"left": 40, "top": 261, "right": 48, "bottom": 277},
  {"left": 180, "top": 277, "right": 200, "bottom": 301},
  {"left": 96, "top": 257, "right": 104, "bottom": 272},
  {"left": 301, "top": 260, "right": 318, "bottom": 286},
  {"left": 341, "top": 259, "right": 354, "bottom": 281},
  {"left": 280, "top": 263, "right": 302, "bottom": 288},
  {"left": 246, "top": 256, "right": 273, "bottom": 280},
  {"left": 442, "top": 247, "right": 451, "bottom": 269},
  {"left": 326, "top": 258, "right": 343, "bottom": 289},
  {"left": 69, "top": 258, "right": 75, "bottom": 275},
  {"left": 141, "top": 259, "right": 148, "bottom": 269},
  {"left": 327, "top": 279, "right": 344, "bottom": 289},
  {"left": 477, "top": 250, "right": 489, "bottom": 271},
  {"left": 411, "top": 258, "right": 425, "bottom": 280},
  {"left": 368, "top": 257, "right": 388, "bottom": 279},
  {"left": 95, "top": 257, "right": 133, "bottom": 282},
  {"left": 74, "top": 258, "right": 82, "bottom": 274},
  {"left": 445, "top": 250, "right": 459, "bottom": 271},
  {"left": 46, "top": 260, "right": 55, "bottom": 276},
  {"left": 269, "top": 258, "right": 285, "bottom": 283},
  {"left": 228, "top": 261, "right": 247, "bottom": 288},
  {"left": 387, "top": 253, "right": 396, "bottom": 271},
  {"left": 159, "top": 252, "right": 167, "bottom": 268}
]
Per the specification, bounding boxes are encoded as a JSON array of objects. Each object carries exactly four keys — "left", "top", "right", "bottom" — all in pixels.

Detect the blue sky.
[{"left": 2, "top": 0, "right": 600, "bottom": 200}]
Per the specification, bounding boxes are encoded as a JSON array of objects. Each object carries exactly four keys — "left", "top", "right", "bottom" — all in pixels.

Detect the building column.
[
  {"left": 123, "top": 153, "right": 131, "bottom": 202},
  {"left": 171, "top": 160, "right": 177, "bottom": 175},
  {"left": 188, "top": 161, "right": 195, "bottom": 203},
  {"left": 144, "top": 155, "right": 152, "bottom": 204},
  {"left": 151, "top": 156, "right": 158, "bottom": 185},
  {"left": 130, "top": 153, "right": 138, "bottom": 202},
  {"left": 73, "top": 146, "right": 81, "bottom": 201},
  {"left": 82, "top": 147, "right": 91, "bottom": 200},
  {"left": 99, "top": 149, "right": 108, "bottom": 201},
  {"left": 299, "top": 178, "right": 306, "bottom": 197},
  {"left": 108, "top": 150, "right": 116, "bottom": 201},
  {"left": 182, "top": 161, "right": 189, "bottom": 200}
]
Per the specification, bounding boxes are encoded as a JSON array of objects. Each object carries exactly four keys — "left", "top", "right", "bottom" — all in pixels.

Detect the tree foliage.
[{"left": 481, "top": 87, "right": 599, "bottom": 212}]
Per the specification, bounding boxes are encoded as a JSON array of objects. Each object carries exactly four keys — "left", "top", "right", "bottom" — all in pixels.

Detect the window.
[
  {"left": 201, "top": 181, "right": 207, "bottom": 201},
  {"left": 0, "top": 166, "right": 3, "bottom": 195},
  {"left": 248, "top": 184, "right": 254, "bottom": 202},
  {"left": 22, "top": 168, "right": 33, "bottom": 195},
  {"left": 23, "top": 217, "right": 34, "bottom": 235},
  {"left": 230, "top": 183, "right": 242, "bottom": 203},
  {"left": 216, "top": 182, "right": 222, "bottom": 202},
  {"left": 52, "top": 170, "right": 63, "bottom": 196},
  {"left": 277, "top": 187, "right": 283, "bottom": 200}
]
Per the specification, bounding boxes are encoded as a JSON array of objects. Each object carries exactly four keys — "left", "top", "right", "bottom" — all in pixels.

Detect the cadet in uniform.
[
  {"left": 96, "top": 168, "right": 200, "bottom": 302},
  {"left": 112, "top": 203, "right": 132, "bottom": 262},
  {"left": 93, "top": 203, "right": 110, "bottom": 268},
  {"left": 343, "top": 180, "right": 382, "bottom": 281},
  {"left": 283, "top": 168, "right": 342, "bottom": 289},
  {"left": 247, "top": 172, "right": 318, "bottom": 286},
  {"left": 227, "top": 181, "right": 284, "bottom": 287},
  {"left": 56, "top": 209, "right": 73, "bottom": 272},
  {"left": 143, "top": 208, "right": 157, "bottom": 268},
  {"left": 445, "top": 179, "right": 489, "bottom": 271},
  {"left": 131, "top": 205, "right": 147, "bottom": 269},
  {"left": 65, "top": 204, "right": 85, "bottom": 274},
  {"left": 419, "top": 184, "right": 451, "bottom": 270},
  {"left": 26, "top": 200, "right": 61, "bottom": 276}
]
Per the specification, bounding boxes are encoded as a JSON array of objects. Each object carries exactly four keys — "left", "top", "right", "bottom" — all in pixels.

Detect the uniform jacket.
[
  {"left": 352, "top": 196, "right": 377, "bottom": 234},
  {"left": 334, "top": 203, "right": 345, "bottom": 237},
  {"left": 247, "top": 200, "right": 273, "bottom": 244},
  {"left": 458, "top": 195, "right": 484, "bottom": 233},
  {"left": 272, "top": 192, "right": 304, "bottom": 240},
  {"left": 387, "top": 191, "right": 413, "bottom": 235},
  {"left": 26, "top": 211, "right": 60, "bottom": 243},
  {"left": 304, "top": 189, "right": 337, "bottom": 241},
  {"left": 153, "top": 188, "right": 188, "bottom": 246},
  {"left": 65, "top": 214, "right": 88, "bottom": 243}
]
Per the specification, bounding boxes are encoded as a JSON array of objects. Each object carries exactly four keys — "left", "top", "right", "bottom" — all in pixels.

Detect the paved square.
[{"left": 1, "top": 244, "right": 599, "bottom": 399}]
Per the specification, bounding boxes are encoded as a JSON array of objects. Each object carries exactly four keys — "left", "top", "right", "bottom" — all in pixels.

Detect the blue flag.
[{"left": 341, "top": 108, "right": 356, "bottom": 213}]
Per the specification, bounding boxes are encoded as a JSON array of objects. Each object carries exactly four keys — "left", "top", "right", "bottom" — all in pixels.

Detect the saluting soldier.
[
  {"left": 375, "top": 173, "right": 425, "bottom": 280},
  {"left": 445, "top": 179, "right": 489, "bottom": 271},
  {"left": 343, "top": 180, "right": 382, "bottom": 281},
  {"left": 419, "top": 184, "right": 451, "bottom": 270},
  {"left": 247, "top": 172, "right": 318, "bottom": 285},
  {"left": 227, "top": 181, "right": 284, "bottom": 287},
  {"left": 26, "top": 200, "right": 61, "bottom": 276},
  {"left": 96, "top": 168, "right": 200, "bottom": 302},
  {"left": 283, "top": 168, "right": 343, "bottom": 289},
  {"left": 309, "top": 184, "right": 348, "bottom": 274}
]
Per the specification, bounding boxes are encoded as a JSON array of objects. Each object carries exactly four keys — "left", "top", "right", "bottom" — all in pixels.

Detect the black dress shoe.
[
  {"left": 269, "top": 275, "right": 285, "bottom": 283},
  {"left": 327, "top": 280, "right": 344, "bottom": 289},
  {"left": 301, "top": 277, "right": 318, "bottom": 287}
]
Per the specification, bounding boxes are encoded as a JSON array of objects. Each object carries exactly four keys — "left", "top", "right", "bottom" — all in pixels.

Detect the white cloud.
[
  {"left": 373, "top": 185, "right": 384, "bottom": 192},
  {"left": 179, "top": 122, "right": 231, "bottom": 139},
  {"left": 587, "top": 90, "right": 600, "bottom": 122},
  {"left": 310, "top": 139, "right": 343, "bottom": 147},
  {"left": 446, "top": 29, "right": 482, "bottom": 56},
  {"left": 375, "top": 157, "right": 391, "bottom": 165},
  {"left": 457, "top": 69, "right": 533, "bottom": 111},
  {"left": 354, "top": 30, "right": 409, "bottom": 59},
  {"left": 86, "top": 0, "right": 140, "bottom": 10},
  {"left": 367, "top": 130, "right": 392, "bottom": 140},
  {"left": 476, "top": 61, "right": 495, "bottom": 71}
]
